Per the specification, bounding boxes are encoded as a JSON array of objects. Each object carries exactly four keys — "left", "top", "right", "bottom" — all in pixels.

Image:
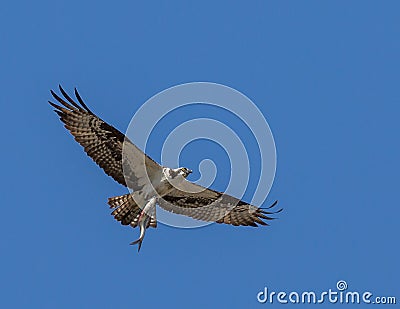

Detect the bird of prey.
[{"left": 49, "top": 85, "right": 281, "bottom": 251}]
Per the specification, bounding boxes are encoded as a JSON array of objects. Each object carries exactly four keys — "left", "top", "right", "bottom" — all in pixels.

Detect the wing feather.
[
  {"left": 159, "top": 179, "right": 281, "bottom": 227},
  {"left": 49, "top": 85, "right": 161, "bottom": 189}
]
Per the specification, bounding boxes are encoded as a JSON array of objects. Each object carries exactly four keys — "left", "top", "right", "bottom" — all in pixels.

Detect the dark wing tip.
[
  {"left": 260, "top": 200, "right": 281, "bottom": 212},
  {"left": 50, "top": 88, "right": 78, "bottom": 111},
  {"left": 254, "top": 200, "right": 282, "bottom": 224},
  {"left": 48, "top": 100, "right": 59, "bottom": 109},
  {"left": 49, "top": 85, "right": 93, "bottom": 114},
  {"left": 74, "top": 87, "right": 92, "bottom": 113},
  {"left": 266, "top": 200, "right": 278, "bottom": 209},
  {"left": 48, "top": 100, "right": 69, "bottom": 114},
  {"left": 58, "top": 84, "right": 84, "bottom": 110},
  {"left": 48, "top": 102, "right": 64, "bottom": 117}
]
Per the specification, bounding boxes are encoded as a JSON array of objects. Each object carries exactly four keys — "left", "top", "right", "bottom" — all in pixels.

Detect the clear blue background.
[{"left": 1, "top": 1, "right": 398, "bottom": 308}]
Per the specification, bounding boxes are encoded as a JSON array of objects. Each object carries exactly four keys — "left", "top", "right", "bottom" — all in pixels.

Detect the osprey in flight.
[{"left": 49, "top": 85, "right": 281, "bottom": 251}]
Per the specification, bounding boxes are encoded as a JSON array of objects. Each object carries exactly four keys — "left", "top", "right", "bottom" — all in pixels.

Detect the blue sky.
[{"left": 1, "top": 1, "right": 399, "bottom": 308}]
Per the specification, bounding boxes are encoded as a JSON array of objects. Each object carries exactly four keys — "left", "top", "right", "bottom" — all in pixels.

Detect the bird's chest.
[
  {"left": 132, "top": 168, "right": 183, "bottom": 207},
  {"left": 153, "top": 180, "right": 174, "bottom": 197},
  {"left": 139, "top": 173, "right": 175, "bottom": 199}
]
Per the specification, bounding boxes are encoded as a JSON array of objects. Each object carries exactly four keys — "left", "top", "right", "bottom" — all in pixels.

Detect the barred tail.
[{"left": 108, "top": 194, "right": 157, "bottom": 228}]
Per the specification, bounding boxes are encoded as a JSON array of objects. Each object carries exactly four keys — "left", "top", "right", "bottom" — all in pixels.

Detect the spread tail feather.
[
  {"left": 108, "top": 194, "right": 157, "bottom": 252},
  {"left": 108, "top": 194, "right": 157, "bottom": 228}
]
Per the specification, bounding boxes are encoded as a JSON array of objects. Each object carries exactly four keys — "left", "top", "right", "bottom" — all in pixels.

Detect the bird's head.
[
  {"left": 178, "top": 167, "right": 192, "bottom": 178},
  {"left": 168, "top": 167, "right": 192, "bottom": 179}
]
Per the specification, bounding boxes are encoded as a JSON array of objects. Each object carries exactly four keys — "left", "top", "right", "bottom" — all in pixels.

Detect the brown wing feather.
[
  {"left": 49, "top": 85, "right": 161, "bottom": 190},
  {"left": 159, "top": 180, "right": 281, "bottom": 227}
]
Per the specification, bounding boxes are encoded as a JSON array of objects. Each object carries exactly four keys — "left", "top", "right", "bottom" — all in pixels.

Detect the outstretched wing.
[
  {"left": 49, "top": 85, "right": 162, "bottom": 190},
  {"left": 158, "top": 180, "right": 281, "bottom": 226}
]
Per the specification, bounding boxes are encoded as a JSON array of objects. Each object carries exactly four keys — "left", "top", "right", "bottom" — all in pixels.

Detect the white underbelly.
[
  {"left": 130, "top": 167, "right": 184, "bottom": 207},
  {"left": 131, "top": 179, "right": 175, "bottom": 206}
]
